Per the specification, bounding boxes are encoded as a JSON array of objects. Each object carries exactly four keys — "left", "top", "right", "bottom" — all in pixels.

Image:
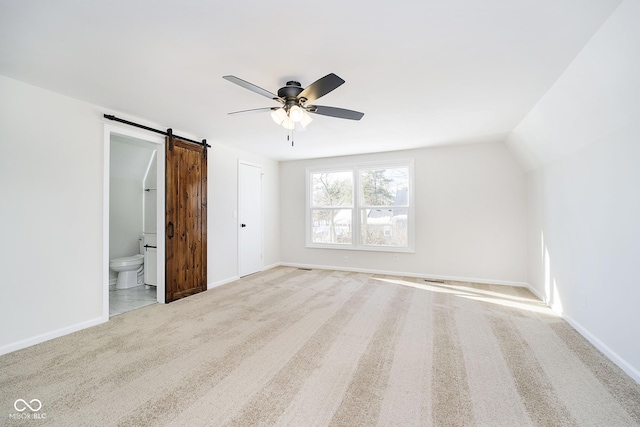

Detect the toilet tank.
[{"left": 138, "top": 235, "right": 144, "bottom": 254}]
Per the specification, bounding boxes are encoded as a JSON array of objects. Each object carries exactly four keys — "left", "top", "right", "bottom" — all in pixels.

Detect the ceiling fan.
[{"left": 223, "top": 73, "right": 364, "bottom": 130}]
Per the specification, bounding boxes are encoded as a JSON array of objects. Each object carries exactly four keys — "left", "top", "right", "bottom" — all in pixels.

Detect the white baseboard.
[
  {"left": 518, "top": 282, "right": 639, "bottom": 384},
  {"left": 278, "top": 262, "right": 529, "bottom": 288},
  {"left": 207, "top": 264, "right": 285, "bottom": 289},
  {"left": 0, "top": 316, "right": 106, "bottom": 357},
  {"left": 262, "top": 262, "right": 281, "bottom": 272},
  {"left": 208, "top": 276, "right": 240, "bottom": 290},
  {"left": 561, "top": 313, "right": 640, "bottom": 384},
  {"left": 525, "top": 283, "right": 546, "bottom": 302}
]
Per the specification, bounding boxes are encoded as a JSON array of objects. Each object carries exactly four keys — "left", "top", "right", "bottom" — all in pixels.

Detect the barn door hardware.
[{"left": 103, "top": 114, "right": 211, "bottom": 150}]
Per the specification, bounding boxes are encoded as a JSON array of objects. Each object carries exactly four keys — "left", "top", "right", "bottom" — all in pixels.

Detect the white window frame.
[{"left": 306, "top": 159, "right": 415, "bottom": 253}]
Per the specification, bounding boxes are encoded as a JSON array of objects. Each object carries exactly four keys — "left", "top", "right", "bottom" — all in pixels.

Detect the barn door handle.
[
  {"left": 241, "top": 223, "right": 246, "bottom": 228},
  {"left": 168, "top": 221, "right": 174, "bottom": 238}
]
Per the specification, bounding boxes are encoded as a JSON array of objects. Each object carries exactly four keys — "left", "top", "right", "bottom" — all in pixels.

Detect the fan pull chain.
[{"left": 288, "top": 128, "right": 294, "bottom": 147}]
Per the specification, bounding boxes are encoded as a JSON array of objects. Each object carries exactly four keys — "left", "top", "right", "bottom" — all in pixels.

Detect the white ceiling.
[{"left": 0, "top": 0, "right": 622, "bottom": 161}]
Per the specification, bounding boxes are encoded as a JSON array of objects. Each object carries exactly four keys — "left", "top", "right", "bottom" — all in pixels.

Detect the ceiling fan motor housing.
[{"left": 278, "top": 81, "right": 304, "bottom": 102}]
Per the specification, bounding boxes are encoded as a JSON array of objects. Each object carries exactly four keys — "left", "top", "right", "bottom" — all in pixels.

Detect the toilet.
[{"left": 110, "top": 237, "right": 144, "bottom": 289}]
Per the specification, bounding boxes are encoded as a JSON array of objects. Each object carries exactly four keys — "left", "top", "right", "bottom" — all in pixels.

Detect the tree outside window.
[
  {"left": 311, "top": 171, "right": 353, "bottom": 244},
  {"left": 360, "top": 167, "right": 409, "bottom": 247},
  {"left": 307, "top": 160, "right": 413, "bottom": 252}
]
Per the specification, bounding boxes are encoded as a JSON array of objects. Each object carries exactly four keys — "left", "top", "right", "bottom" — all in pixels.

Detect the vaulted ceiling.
[{"left": 0, "top": 0, "right": 622, "bottom": 160}]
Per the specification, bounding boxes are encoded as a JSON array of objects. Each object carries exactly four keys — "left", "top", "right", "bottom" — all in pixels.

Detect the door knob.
[{"left": 241, "top": 223, "right": 246, "bottom": 227}]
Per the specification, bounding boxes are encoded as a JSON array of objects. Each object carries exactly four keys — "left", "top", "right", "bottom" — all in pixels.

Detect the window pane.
[
  {"left": 312, "top": 209, "right": 352, "bottom": 244},
  {"left": 312, "top": 171, "right": 353, "bottom": 207},
  {"left": 361, "top": 208, "right": 408, "bottom": 247},
  {"left": 360, "top": 167, "right": 409, "bottom": 206}
]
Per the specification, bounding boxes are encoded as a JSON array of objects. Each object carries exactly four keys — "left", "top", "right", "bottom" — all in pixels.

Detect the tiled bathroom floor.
[{"left": 109, "top": 285, "right": 157, "bottom": 317}]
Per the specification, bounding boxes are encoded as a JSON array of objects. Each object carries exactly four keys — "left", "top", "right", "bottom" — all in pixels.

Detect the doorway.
[
  {"left": 238, "top": 161, "right": 263, "bottom": 277},
  {"left": 103, "top": 124, "right": 166, "bottom": 320}
]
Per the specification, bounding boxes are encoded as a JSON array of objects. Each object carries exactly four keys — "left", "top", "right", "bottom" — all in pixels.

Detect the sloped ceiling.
[
  {"left": 110, "top": 135, "right": 156, "bottom": 182},
  {"left": 506, "top": 0, "right": 640, "bottom": 171},
  {"left": 0, "top": 0, "right": 622, "bottom": 161}
]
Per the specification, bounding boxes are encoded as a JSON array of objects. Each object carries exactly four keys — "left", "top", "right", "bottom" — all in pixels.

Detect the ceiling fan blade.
[
  {"left": 223, "top": 76, "right": 283, "bottom": 103},
  {"left": 307, "top": 105, "right": 364, "bottom": 120},
  {"left": 227, "top": 107, "right": 275, "bottom": 115},
  {"left": 298, "top": 73, "right": 345, "bottom": 103}
]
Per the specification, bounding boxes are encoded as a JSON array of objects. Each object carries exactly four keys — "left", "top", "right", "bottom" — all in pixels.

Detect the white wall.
[
  {"left": 208, "top": 142, "right": 280, "bottom": 287},
  {"left": 109, "top": 177, "right": 142, "bottom": 259},
  {"left": 109, "top": 140, "right": 156, "bottom": 261},
  {"left": 280, "top": 142, "right": 528, "bottom": 285},
  {"left": 143, "top": 153, "right": 157, "bottom": 234},
  {"left": 0, "top": 75, "right": 104, "bottom": 351},
  {"left": 0, "top": 75, "right": 280, "bottom": 354},
  {"left": 507, "top": 0, "right": 640, "bottom": 381},
  {"left": 108, "top": 176, "right": 142, "bottom": 284}
]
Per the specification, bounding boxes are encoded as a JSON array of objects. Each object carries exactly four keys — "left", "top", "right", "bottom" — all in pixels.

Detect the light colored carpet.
[{"left": 1, "top": 266, "right": 639, "bottom": 426}]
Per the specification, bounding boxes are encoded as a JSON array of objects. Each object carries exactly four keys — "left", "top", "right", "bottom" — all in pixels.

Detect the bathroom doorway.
[{"left": 103, "top": 124, "right": 166, "bottom": 319}]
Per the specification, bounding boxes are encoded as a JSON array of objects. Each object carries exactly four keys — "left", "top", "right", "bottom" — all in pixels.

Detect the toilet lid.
[{"left": 110, "top": 254, "right": 144, "bottom": 266}]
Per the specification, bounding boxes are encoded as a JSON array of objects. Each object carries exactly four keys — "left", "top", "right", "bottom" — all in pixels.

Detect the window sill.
[{"left": 306, "top": 243, "right": 415, "bottom": 253}]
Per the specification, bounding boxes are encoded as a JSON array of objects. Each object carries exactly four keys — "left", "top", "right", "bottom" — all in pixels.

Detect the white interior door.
[{"left": 238, "top": 162, "right": 263, "bottom": 277}]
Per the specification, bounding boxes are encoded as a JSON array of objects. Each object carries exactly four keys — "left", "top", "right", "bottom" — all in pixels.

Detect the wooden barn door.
[{"left": 165, "top": 134, "right": 207, "bottom": 303}]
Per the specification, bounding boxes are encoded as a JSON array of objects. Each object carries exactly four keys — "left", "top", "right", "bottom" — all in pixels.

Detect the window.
[
  {"left": 307, "top": 160, "right": 414, "bottom": 252},
  {"left": 310, "top": 170, "right": 353, "bottom": 245}
]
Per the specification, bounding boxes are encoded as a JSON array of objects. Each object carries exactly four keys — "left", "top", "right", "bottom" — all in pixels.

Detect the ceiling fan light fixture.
[
  {"left": 300, "top": 110, "right": 313, "bottom": 128},
  {"left": 281, "top": 116, "right": 295, "bottom": 130},
  {"left": 289, "top": 105, "right": 304, "bottom": 122},
  {"left": 271, "top": 107, "right": 287, "bottom": 125}
]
